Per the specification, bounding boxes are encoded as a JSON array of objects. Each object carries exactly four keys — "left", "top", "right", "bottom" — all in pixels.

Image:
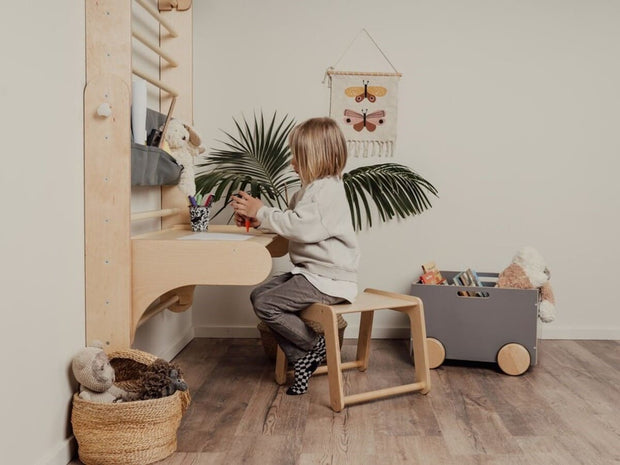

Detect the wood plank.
[{"left": 84, "top": 0, "right": 132, "bottom": 350}]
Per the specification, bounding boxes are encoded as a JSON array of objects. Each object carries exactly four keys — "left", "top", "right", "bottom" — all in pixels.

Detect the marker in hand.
[{"left": 231, "top": 191, "right": 256, "bottom": 232}]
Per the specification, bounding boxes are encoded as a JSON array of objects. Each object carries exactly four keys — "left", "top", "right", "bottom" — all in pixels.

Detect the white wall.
[
  {"left": 1, "top": 4, "right": 85, "bottom": 465},
  {"left": 192, "top": 0, "right": 620, "bottom": 339},
  {"left": 0, "top": 2, "right": 191, "bottom": 464}
]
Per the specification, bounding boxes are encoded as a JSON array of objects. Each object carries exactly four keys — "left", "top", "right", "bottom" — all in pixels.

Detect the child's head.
[{"left": 288, "top": 117, "right": 347, "bottom": 184}]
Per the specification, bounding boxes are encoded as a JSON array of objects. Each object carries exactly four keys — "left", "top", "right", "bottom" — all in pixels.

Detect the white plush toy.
[
  {"left": 71, "top": 343, "right": 138, "bottom": 403},
  {"left": 163, "top": 118, "right": 205, "bottom": 196},
  {"left": 497, "top": 246, "right": 556, "bottom": 323}
]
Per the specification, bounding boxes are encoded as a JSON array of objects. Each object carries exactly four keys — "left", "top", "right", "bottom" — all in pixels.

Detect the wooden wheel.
[
  {"left": 497, "top": 343, "right": 530, "bottom": 375},
  {"left": 426, "top": 337, "right": 446, "bottom": 369}
]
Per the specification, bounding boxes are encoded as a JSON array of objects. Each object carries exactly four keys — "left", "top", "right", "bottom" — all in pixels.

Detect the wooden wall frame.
[{"left": 84, "top": 0, "right": 287, "bottom": 351}]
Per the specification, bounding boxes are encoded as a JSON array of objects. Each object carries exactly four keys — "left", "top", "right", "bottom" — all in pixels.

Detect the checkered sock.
[{"left": 286, "top": 335, "right": 326, "bottom": 395}]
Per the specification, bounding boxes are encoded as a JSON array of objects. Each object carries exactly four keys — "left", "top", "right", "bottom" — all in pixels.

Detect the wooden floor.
[{"left": 73, "top": 338, "right": 620, "bottom": 465}]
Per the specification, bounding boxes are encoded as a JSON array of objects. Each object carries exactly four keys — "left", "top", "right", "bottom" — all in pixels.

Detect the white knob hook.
[{"left": 97, "top": 103, "right": 112, "bottom": 117}]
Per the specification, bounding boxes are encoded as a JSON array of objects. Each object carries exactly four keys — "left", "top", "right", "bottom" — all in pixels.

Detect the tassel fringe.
[{"left": 347, "top": 140, "right": 394, "bottom": 157}]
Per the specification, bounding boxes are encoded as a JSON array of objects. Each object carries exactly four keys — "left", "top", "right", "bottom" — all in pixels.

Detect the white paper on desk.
[{"left": 178, "top": 232, "right": 253, "bottom": 241}]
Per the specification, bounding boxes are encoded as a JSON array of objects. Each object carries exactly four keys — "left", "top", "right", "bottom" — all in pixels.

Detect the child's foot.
[{"left": 286, "top": 335, "right": 326, "bottom": 395}]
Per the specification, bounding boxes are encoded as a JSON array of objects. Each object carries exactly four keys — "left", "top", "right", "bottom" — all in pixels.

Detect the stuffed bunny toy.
[
  {"left": 163, "top": 118, "right": 205, "bottom": 196},
  {"left": 72, "top": 343, "right": 138, "bottom": 403},
  {"left": 497, "top": 246, "right": 556, "bottom": 323}
]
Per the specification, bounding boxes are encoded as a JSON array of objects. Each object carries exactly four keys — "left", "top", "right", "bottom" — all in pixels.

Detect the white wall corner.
[{"left": 160, "top": 326, "right": 196, "bottom": 361}]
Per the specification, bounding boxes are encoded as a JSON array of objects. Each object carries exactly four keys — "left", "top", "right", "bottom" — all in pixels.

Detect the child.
[{"left": 232, "top": 117, "right": 360, "bottom": 395}]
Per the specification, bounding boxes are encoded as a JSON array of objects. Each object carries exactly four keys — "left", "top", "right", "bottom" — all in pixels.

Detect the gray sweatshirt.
[{"left": 256, "top": 176, "right": 359, "bottom": 282}]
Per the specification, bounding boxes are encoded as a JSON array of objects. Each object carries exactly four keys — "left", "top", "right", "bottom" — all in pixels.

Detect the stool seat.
[{"left": 275, "top": 288, "right": 431, "bottom": 412}]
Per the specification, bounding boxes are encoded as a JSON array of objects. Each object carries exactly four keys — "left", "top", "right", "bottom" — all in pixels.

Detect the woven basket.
[
  {"left": 258, "top": 315, "right": 348, "bottom": 360},
  {"left": 71, "top": 349, "right": 191, "bottom": 465}
]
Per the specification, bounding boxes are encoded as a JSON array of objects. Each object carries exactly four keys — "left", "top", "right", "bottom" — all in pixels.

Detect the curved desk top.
[{"left": 129, "top": 224, "right": 287, "bottom": 344}]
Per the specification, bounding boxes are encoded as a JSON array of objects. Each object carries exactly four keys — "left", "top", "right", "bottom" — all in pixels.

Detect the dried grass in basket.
[{"left": 71, "top": 348, "right": 191, "bottom": 465}]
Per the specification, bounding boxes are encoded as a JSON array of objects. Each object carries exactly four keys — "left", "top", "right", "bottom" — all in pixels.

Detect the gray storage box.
[{"left": 411, "top": 271, "right": 540, "bottom": 371}]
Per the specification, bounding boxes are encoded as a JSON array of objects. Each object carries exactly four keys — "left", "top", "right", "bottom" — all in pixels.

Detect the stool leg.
[
  {"left": 275, "top": 345, "right": 287, "bottom": 385},
  {"left": 313, "top": 307, "right": 345, "bottom": 412},
  {"left": 356, "top": 311, "right": 374, "bottom": 372},
  {"left": 405, "top": 302, "right": 431, "bottom": 394}
]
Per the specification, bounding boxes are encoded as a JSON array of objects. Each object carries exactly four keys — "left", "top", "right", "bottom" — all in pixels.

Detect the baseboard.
[
  {"left": 540, "top": 326, "right": 620, "bottom": 340},
  {"left": 194, "top": 325, "right": 261, "bottom": 338},
  {"left": 195, "top": 324, "right": 620, "bottom": 341},
  {"left": 194, "top": 325, "right": 412, "bottom": 339},
  {"left": 34, "top": 436, "right": 75, "bottom": 465},
  {"left": 160, "top": 326, "right": 196, "bottom": 360}
]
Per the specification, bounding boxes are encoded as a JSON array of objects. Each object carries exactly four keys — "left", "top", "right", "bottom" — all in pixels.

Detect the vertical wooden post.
[{"left": 84, "top": 0, "right": 132, "bottom": 349}]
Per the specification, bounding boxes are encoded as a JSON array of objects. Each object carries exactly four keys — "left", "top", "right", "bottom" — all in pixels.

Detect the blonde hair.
[{"left": 288, "top": 117, "right": 348, "bottom": 185}]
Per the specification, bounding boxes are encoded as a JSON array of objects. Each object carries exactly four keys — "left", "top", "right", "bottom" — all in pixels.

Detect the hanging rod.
[
  {"left": 132, "top": 67, "right": 179, "bottom": 96},
  {"left": 134, "top": 0, "right": 179, "bottom": 37},
  {"left": 326, "top": 70, "right": 403, "bottom": 77},
  {"left": 136, "top": 294, "right": 181, "bottom": 329},
  {"left": 131, "top": 207, "right": 182, "bottom": 222},
  {"left": 132, "top": 30, "right": 178, "bottom": 67}
]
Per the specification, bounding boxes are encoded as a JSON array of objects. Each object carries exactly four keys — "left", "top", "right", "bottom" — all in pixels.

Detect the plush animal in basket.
[
  {"left": 497, "top": 246, "right": 556, "bottom": 323},
  {"left": 139, "top": 358, "right": 188, "bottom": 400},
  {"left": 162, "top": 118, "right": 205, "bottom": 197},
  {"left": 72, "top": 343, "right": 139, "bottom": 403}
]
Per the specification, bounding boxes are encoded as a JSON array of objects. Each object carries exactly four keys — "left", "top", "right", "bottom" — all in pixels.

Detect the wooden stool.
[{"left": 275, "top": 288, "right": 431, "bottom": 412}]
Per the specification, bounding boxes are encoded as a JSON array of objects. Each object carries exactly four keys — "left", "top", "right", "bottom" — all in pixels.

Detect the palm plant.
[{"left": 195, "top": 112, "right": 438, "bottom": 230}]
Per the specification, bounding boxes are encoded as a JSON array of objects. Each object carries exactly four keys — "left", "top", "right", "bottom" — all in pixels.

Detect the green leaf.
[
  {"left": 196, "top": 111, "right": 300, "bottom": 214},
  {"left": 342, "top": 164, "right": 438, "bottom": 230}
]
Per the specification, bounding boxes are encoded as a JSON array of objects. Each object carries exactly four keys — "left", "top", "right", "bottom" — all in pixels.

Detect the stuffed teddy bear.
[
  {"left": 162, "top": 118, "right": 205, "bottom": 197},
  {"left": 497, "top": 246, "right": 556, "bottom": 323},
  {"left": 72, "top": 343, "right": 138, "bottom": 403},
  {"left": 139, "top": 358, "right": 188, "bottom": 400}
]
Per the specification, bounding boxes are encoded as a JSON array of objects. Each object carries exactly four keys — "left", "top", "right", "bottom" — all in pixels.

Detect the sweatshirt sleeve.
[{"left": 256, "top": 196, "right": 330, "bottom": 243}]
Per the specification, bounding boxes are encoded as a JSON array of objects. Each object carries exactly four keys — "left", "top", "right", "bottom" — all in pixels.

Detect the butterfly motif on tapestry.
[
  {"left": 343, "top": 109, "right": 386, "bottom": 132},
  {"left": 344, "top": 80, "right": 388, "bottom": 103}
]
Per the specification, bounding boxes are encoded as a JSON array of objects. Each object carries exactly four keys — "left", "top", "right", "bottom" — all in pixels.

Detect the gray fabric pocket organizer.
[
  {"left": 131, "top": 108, "right": 183, "bottom": 186},
  {"left": 131, "top": 143, "right": 182, "bottom": 186}
]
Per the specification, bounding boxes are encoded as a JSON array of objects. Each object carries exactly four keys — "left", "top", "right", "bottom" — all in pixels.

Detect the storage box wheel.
[
  {"left": 497, "top": 343, "right": 530, "bottom": 376},
  {"left": 426, "top": 337, "right": 445, "bottom": 369}
]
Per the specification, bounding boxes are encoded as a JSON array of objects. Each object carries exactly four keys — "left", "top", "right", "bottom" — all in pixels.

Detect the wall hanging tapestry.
[{"left": 326, "top": 29, "right": 402, "bottom": 157}]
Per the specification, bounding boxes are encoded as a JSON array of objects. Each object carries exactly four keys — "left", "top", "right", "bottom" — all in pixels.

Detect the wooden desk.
[{"left": 88, "top": 225, "right": 287, "bottom": 350}]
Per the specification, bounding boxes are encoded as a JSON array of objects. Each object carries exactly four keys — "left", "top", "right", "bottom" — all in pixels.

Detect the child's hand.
[
  {"left": 234, "top": 212, "right": 261, "bottom": 229},
  {"left": 232, "top": 191, "right": 264, "bottom": 219}
]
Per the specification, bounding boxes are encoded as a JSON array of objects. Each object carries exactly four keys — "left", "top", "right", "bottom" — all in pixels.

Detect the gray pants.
[{"left": 251, "top": 272, "right": 344, "bottom": 363}]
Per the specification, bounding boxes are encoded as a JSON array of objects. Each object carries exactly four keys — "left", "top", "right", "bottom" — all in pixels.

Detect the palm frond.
[
  {"left": 343, "top": 163, "right": 438, "bottom": 231},
  {"left": 196, "top": 112, "right": 438, "bottom": 228},
  {"left": 195, "top": 112, "right": 300, "bottom": 213}
]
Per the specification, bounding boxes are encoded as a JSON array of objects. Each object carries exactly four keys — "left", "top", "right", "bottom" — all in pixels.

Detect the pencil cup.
[{"left": 189, "top": 205, "right": 211, "bottom": 232}]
